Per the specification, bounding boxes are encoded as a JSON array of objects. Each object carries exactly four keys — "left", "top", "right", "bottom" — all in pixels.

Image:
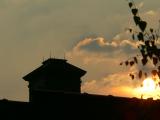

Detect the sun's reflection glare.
[{"left": 135, "top": 76, "right": 160, "bottom": 100}]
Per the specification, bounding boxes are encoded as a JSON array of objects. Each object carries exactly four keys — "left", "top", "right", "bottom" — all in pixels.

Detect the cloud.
[
  {"left": 67, "top": 28, "right": 160, "bottom": 98},
  {"left": 138, "top": 2, "right": 144, "bottom": 9},
  {"left": 66, "top": 34, "right": 141, "bottom": 96},
  {"left": 66, "top": 2, "right": 160, "bottom": 98},
  {"left": 145, "top": 10, "right": 156, "bottom": 16},
  {"left": 69, "top": 34, "right": 139, "bottom": 59},
  {"left": 136, "top": 9, "right": 160, "bottom": 29},
  {"left": 81, "top": 71, "right": 141, "bottom": 98},
  {"left": 0, "top": 0, "right": 134, "bottom": 101}
]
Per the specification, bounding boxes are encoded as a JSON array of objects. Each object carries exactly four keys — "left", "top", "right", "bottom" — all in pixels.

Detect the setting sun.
[
  {"left": 135, "top": 77, "right": 160, "bottom": 100},
  {"left": 142, "top": 78, "right": 156, "bottom": 92}
]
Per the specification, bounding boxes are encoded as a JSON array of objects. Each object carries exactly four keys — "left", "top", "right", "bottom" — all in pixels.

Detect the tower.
[{"left": 23, "top": 58, "right": 86, "bottom": 102}]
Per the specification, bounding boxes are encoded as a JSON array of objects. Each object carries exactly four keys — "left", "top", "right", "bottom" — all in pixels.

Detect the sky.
[{"left": 0, "top": 0, "right": 160, "bottom": 101}]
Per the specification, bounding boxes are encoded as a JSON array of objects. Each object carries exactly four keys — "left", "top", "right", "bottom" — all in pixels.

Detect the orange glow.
[{"left": 135, "top": 76, "right": 160, "bottom": 100}]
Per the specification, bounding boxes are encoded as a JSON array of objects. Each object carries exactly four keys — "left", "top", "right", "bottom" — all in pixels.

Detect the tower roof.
[{"left": 23, "top": 58, "right": 86, "bottom": 81}]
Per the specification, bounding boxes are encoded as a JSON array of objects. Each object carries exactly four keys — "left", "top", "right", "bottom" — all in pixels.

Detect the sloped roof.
[{"left": 23, "top": 58, "right": 86, "bottom": 81}]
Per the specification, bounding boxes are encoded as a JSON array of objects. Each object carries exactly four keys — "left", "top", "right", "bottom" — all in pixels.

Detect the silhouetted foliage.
[
  {"left": 128, "top": 2, "right": 133, "bottom": 8},
  {"left": 121, "top": 0, "right": 160, "bottom": 80},
  {"left": 134, "top": 57, "right": 138, "bottom": 64},
  {"left": 130, "top": 61, "right": 134, "bottom": 66},
  {"left": 138, "top": 70, "right": 143, "bottom": 79},
  {"left": 129, "top": 73, "right": 135, "bottom": 80},
  {"left": 144, "top": 72, "right": 148, "bottom": 78}
]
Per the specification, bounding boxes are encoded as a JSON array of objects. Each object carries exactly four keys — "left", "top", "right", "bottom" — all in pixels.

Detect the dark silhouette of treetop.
[{"left": 120, "top": 0, "right": 160, "bottom": 83}]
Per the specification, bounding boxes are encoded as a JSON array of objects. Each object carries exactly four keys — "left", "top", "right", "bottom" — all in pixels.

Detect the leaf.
[
  {"left": 125, "top": 61, "right": 129, "bottom": 66},
  {"left": 133, "top": 16, "right": 141, "bottom": 25},
  {"left": 130, "top": 61, "right": 134, "bottom": 66},
  {"left": 138, "top": 70, "right": 143, "bottom": 79},
  {"left": 150, "top": 28, "right": 154, "bottom": 33},
  {"left": 151, "top": 70, "right": 158, "bottom": 76},
  {"left": 132, "top": 34, "right": 135, "bottom": 40},
  {"left": 140, "top": 50, "right": 146, "bottom": 58},
  {"left": 129, "top": 2, "right": 133, "bottom": 8},
  {"left": 129, "top": 74, "right": 134, "bottom": 80},
  {"left": 134, "top": 57, "right": 138, "bottom": 63},
  {"left": 132, "top": 8, "right": 138, "bottom": 15},
  {"left": 137, "top": 32, "right": 144, "bottom": 41},
  {"left": 148, "top": 52, "right": 153, "bottom": 59},
  {"left": 153, "top": 57, "right": 158, "bottom": 66},
  {"left": 139, "top": 21, "right": 147, "bottom": 32},
  {"left": 120, "top": 62, "right": 123, "bottom": 65},
  {"left": 151, "top": 41, "right": 155, "bottom": 47},
  {"left": 129, "top": 28, "right": 132, "bottom": 33},
  {"left": 142, "top": 58, "right": 148, "bottom": 66},
  {"left": 145, "top": 40, "right": 150, "bottom": 46}
]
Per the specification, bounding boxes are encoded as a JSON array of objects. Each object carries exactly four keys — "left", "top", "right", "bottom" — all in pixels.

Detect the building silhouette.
[
  {"left": 23, "top": 58, "right": 86, "bottom": 102},
  {"left": 0, "top": 58, "right": 160, "bottom": 119}
]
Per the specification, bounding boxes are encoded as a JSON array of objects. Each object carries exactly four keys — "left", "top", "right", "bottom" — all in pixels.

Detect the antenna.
[{"left": 49, "top": 50, "right": 52, "bottom": 59}]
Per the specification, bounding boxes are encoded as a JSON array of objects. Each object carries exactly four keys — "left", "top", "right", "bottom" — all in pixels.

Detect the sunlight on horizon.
[{"left": 134, "top": 77, "right": 160, "bottom": 100}]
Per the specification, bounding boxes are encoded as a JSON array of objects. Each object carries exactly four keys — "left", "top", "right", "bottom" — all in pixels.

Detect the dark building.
[{"left": 23, "top": 58, "right": 86, "bottom": 102}]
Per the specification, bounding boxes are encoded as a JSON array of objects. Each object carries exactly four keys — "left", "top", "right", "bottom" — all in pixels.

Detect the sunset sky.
[{"left": 0, "top": 0, "right": 160, "bottom": 101}]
